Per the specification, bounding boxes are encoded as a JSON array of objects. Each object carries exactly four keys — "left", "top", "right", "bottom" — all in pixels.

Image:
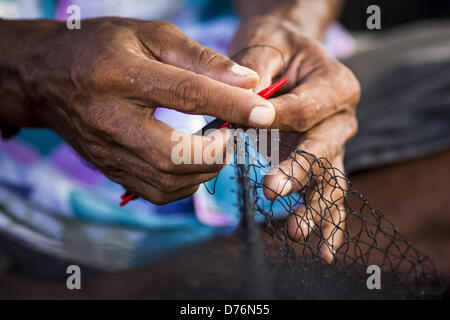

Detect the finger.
[
  {"left": 110, "top": 172, "right": 200, "bottom": 205},
  {"left": 231, "top": 45, "right": 286, "bottom": 92},
  {"left": 127, "top": 155, "right": 221, "bottom": 193},
  {"left": 287, "top": 156, "right": 347, "bottom": 263},
  {"left": 137, "top": 21, "right": 259, "bottom": 89},
  {"left": 269, "top": 64, "right": 360, "bottom": 132},
  {"left": 262, "top": 112, "right": 357, "bottom": 200},
  {"left": 122, "top": 55, "right": 275, "bottom": 127},
  {"left": 94, "top": 143, "right": 221, "bottom": 193}
]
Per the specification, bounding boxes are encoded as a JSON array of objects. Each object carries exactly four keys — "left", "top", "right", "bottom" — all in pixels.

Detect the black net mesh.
[{"left": 228, "top": 129, "right": 444, "bottom": 299}]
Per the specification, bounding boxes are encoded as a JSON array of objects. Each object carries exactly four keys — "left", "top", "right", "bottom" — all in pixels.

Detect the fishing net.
[
  {"left": 208, "top": 41, "right": 447, "bottom": 300},
  {"left": 225, "top": 128, "right": 444, "bottom": 300}
]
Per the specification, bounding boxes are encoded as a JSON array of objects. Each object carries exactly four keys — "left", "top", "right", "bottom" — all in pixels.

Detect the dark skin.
[
  {"left": 0, "top": 0, "right": 360, "bottom": 261},
  {"left": 231, "top": 0, "right": 360, "bottom": 261}
]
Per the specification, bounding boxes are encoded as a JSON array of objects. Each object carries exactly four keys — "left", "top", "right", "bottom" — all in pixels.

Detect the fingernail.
[
  {"left": 278, "top": 178, "right": 292, "bottom": 196},
  {"left": 230, "top": 64, "right": 258, "bottom": 78},
  {"left": 248, "top": 104, "right": 275, "bottom": 127}
]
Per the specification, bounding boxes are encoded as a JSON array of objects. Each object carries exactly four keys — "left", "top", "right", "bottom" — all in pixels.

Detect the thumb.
[{"left": 138, "top": 21, "right": 259, "bottom": 89}]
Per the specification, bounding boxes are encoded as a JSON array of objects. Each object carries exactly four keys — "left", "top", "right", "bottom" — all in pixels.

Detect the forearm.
[
  {"left": 233, "top": 0, "right": 345, "bottom": 39},
  {"left": 0, "top": 19, "right": 62, "bottom": 128}
]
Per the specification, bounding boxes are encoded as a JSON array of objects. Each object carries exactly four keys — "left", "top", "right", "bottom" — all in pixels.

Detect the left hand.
[{"left": 229, "top": 16, "right": 361, "bottom": 262}]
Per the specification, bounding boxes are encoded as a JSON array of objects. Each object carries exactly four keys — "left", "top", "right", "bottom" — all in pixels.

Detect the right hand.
[
  {"left": 12, "top": 18, "right": 277, "bottom": 204},
  {"left": 229, "top": 16, "right": 360, "bottom": 261}
]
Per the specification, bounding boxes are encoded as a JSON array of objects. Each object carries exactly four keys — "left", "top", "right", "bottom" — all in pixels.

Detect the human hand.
[
  {"left": 4, "top": 18, "right": 279, "bottom": 204},
  {"left": 230, "top": 16, "right": 360, "bottom": 261}
]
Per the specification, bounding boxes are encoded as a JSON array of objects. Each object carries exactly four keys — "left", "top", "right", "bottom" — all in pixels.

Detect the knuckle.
[
  {"left": 156, "top": 21, "right": 176, "bottom": 33},
  {"left": 226, "top": 89, "right": 239, "bottom": 119},
  {"left": 347, "top": 115, "right": 359, "bottom": 140},
  {"left": 182, "top": 185, "right": 199, "bottom": 199},
  {"left": 141, "top": 20, "right": 177, "bottom": 37},
  {"left": 93, "top": 18, "right": 131, "bottom": 34},
  {"left": 85, "top": 142, "right": 106, "bottom": 159},
  {"left": 157, "top": 174, "right": 180, "bottom": 193},
  {"left": 106, "top": 168, "right": 126, "bottom": 183},
  {"left": 198, "top": 47, "right": 223, "bottom": 67}
]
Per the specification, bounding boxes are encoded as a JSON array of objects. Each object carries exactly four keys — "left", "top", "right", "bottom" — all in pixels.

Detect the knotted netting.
[{"left": 226, "top": 128, "right": 444, "bottom": 299}]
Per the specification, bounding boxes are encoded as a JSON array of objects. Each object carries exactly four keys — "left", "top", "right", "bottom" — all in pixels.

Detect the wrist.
[{"left": 0, "top": 19, "right": 64, "bottom": 128}]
